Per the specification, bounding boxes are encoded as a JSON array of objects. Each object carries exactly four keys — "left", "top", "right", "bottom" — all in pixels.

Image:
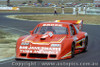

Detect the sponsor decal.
[
  {"left": 43, "top": 24, "right": 62, "bottom": 26},
  {"left": 19, "top": 46, "right": 28, "bottom": 49},
  {"left": 19, "top": 46, "right": 60, "bottom": 54}
]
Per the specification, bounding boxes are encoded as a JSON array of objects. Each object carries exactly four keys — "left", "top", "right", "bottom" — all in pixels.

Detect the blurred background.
[
  {"left": 0, "top": 0, "right": 95, "bottom": 7},
  {"left": 0, "top": 0, "right": 100, "bottom": 15}
]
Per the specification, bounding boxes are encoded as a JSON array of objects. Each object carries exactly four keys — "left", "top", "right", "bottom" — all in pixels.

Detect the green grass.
[
  {"left": 0, "top": 48, "right": 15, "bottom": 59},
  {"left": 15, "top": 14, "right": 100, "bottom": 24},
  {"left": 0, "top": 39, "right": 16, "bottom": 44},
  {"left": 0, "top": 30, "right": 10, "bottom": 38},
  {"left": 19, "top": 7, "right": 73, "bottom": 13},
  {"left": 0, "top": 30, "right": 9, "bottom": 35},
  {"left": 0, "top": 30, "right": 19, "bottom": 45},
  {"left": 0, "top": 7, "right": 73, "bottom": 13},
  {"left": 0, "top": 30, "right": 20, "bottom": 59}
]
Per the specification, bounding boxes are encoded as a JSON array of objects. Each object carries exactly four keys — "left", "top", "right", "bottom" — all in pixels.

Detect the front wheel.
[
  {"left": 83, "top": 37, "right": 88, "bottom": 52},
  {"left": 71, "top": 43, "right": 75, "bottom": 58}
]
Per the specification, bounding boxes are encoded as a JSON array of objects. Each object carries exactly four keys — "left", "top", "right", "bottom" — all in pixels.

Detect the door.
[{"left": 70, "top": 24, "right": 84, "bottom": 49}]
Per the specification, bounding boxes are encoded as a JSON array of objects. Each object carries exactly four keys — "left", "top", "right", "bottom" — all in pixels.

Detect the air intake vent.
[
  {"left": 49, "top": 54, "right": 56, "bottom": 58},
  {"left": 20, "top": 53, "right": 26, "bottom": 57},
  {"left": 29, "top": 53, "right": 48, "bottom": 58},
  {"left": 40, "top": 38, "right": 46, "bottom": 40}
]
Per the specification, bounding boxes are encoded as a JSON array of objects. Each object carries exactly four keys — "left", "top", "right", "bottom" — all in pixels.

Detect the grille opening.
[
  {"left": 49, "top": 54, "right": 56, "bottom": 58},
  {"left": 20, "top": 53, "right": 26, "bottom": 57},
  {"left": 79, "top": 41, "right": 82, "bottom": 46},
  {"left": 29, "top": 53, "right": 48, "bottom": 58},
  {"left": 40, "top": 38, "right": 46, "bottom": 40}
]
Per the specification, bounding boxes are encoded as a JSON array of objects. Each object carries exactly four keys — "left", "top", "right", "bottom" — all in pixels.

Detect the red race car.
[{"left": 16, "top": 20, "right": 88, "bottom": 60}]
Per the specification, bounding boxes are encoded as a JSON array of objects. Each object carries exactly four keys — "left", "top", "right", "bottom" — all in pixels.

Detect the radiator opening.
[
  {"left": 20, "top": 53, "right": 26, "bottom": 57},
  {"left": 49, "top": 54, "right": 56, "bottom": 58},
  {"left": 29, "top": 53, "right": 48, "bottom": 58}
]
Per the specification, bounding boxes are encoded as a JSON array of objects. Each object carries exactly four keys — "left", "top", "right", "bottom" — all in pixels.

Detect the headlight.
[
  {"left": 21, "top": 42, "right": 29, "bottom": 45},
  {"left": 51, "top": 44, "right": 60, "bottom": 47}
]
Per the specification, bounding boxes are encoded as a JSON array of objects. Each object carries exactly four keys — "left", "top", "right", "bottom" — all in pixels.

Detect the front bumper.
[
  {"left": 16, "top": 53, "right": 59, "bottom": 60},
  {"left": 16, "top": 46, "right": 61, "bottom": 60}
]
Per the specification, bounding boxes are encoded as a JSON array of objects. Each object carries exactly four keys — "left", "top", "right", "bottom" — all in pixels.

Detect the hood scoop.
[{"left": 40, "top": 31, "right": 53, "bottom": 40}]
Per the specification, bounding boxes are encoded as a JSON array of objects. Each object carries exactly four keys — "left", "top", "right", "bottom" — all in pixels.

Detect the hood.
[{"left": 22, "top": 34, "right": 66, "bottom": 45}]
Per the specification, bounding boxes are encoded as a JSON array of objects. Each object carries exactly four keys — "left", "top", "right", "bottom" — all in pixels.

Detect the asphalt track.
[{"left": 0, "top": 13, "right": 100, "bottom": 67}]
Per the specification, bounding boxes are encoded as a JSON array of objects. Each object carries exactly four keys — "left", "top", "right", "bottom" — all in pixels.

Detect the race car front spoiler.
[{"left": 16, "top": 53, "right": 59, "bottom": 60}]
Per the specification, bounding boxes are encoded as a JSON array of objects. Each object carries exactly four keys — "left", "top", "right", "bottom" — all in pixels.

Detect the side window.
[
  {"left": 70, "top": 25, "right": 75, "bottom": 35},
  {"left": 73, "top": 25, "right": 79, "bottom": 34},
  {"left": 66, "top": 28, "right": 68, "bottom": 34}
]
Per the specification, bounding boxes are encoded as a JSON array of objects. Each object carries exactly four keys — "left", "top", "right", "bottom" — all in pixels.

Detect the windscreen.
[{"left": 34, "top": 26, "right": 68, "bottom": 34}]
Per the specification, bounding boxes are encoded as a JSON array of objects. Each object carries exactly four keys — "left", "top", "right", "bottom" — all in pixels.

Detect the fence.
[{"left": 86, "top": 7, "right": 100, "bottom": 15}]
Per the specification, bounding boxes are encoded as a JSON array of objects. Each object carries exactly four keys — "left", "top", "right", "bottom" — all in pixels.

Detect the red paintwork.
[{"left": 16, "top": 20, "right": 88, "bottom": 60}]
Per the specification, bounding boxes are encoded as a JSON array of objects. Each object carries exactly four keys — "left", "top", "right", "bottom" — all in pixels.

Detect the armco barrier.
[{"left": 86, "top": 8, "right": 100, "bottom": 15}]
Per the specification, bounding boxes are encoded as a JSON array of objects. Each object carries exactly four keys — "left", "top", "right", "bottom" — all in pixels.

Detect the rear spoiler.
[
  {"left": 55, "top": 20, "right": 83, "bottom": 31},
  {"left": 55, "top": 20, "right": 83, "bottom": 24}
]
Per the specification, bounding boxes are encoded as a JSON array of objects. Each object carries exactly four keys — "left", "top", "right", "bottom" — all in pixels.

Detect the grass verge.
[
  {"left": 14, "top": 14, "right": 100, "bottom": 24},
  {"left": 0, "top": 30, "right": 20, "bottom": 59},
  {"left": 0, "top": 7, "right": 73, "bottom": 13}
]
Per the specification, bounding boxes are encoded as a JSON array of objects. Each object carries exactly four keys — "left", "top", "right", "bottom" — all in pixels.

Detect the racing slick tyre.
[
  {"left": 71, "top": 42, "right": 75, "bottom": 58},
  {"left": 83, "top": 37, "right": 88, "bottom": 52}
]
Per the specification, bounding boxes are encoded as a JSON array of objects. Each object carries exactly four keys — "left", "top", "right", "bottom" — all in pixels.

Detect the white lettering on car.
[
  {"left": 19, "top": 46, "right": 61, "bottom": 54},
  {"left": 43, "top": 24, "right": 62, "bottom": 26}
]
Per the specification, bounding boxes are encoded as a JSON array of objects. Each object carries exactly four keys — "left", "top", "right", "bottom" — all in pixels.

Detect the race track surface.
[{"left": 0, "top": 13, "right": 100, "bottom": 67}]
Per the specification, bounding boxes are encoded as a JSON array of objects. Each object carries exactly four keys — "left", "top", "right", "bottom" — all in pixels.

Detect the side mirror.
[{"left": 30, "top": 30, "right": 33, "bottom": 35}]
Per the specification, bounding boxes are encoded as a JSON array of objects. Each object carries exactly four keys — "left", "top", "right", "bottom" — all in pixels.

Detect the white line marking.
[
  {"left": 0, "top": 60, "right": 14, "bottom": 64},
  {"left": 6, "top": 15, "right": 46, "bottom": 22}
]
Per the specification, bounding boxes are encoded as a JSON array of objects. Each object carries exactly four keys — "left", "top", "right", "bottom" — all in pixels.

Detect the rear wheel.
[
  {"left": 71, "top": 43, "right": 75, "bottom": 58},
  {"left": 83, "top": 37, "right": 88, "bottom": 52}
]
